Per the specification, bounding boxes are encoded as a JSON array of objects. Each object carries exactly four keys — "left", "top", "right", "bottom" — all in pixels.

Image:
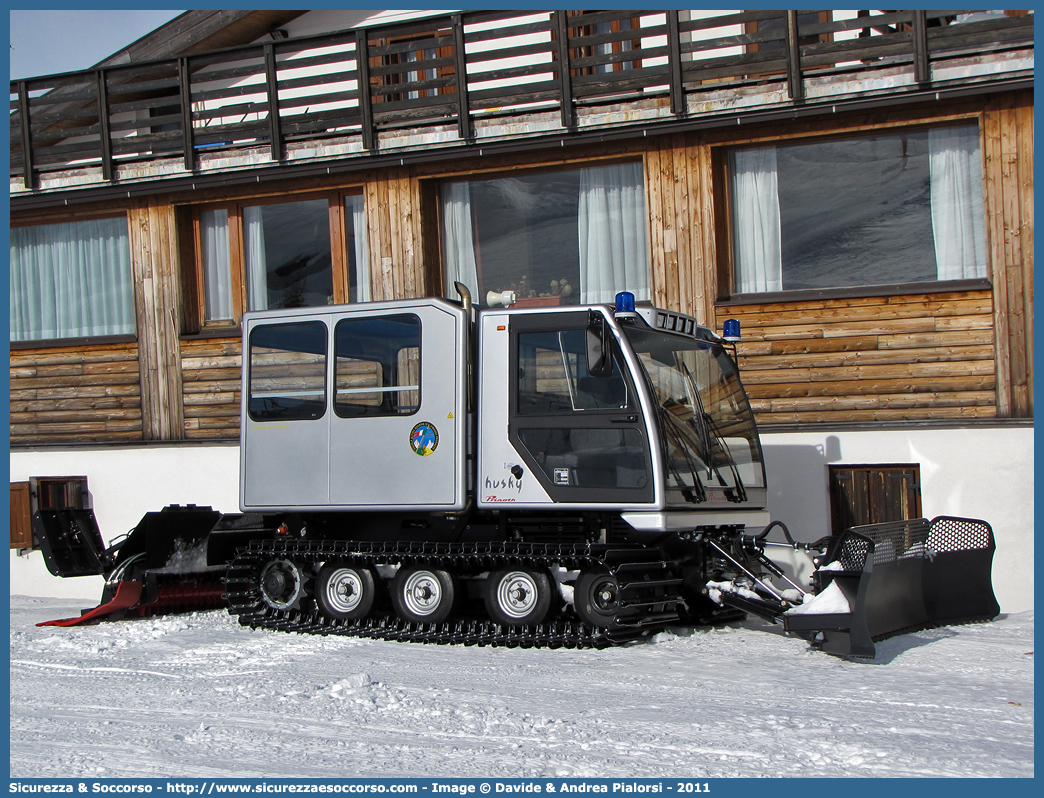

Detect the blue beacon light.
[
  {"left": 723, "top": 318, "right": 741, "bottom": 342},
  {"left": 615, "top": 291, "right": 636, "bottom": 314}
]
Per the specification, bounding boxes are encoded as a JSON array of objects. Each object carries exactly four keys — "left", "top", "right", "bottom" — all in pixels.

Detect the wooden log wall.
[
  {"left": 10, "top": 343, "right": 143, "bottom": 443},
  {"left": 715, "top": 291, "right": 997, "bottom": 424},
  {"left": 181, "top": 337, "right": 241, "bottom": 440}
]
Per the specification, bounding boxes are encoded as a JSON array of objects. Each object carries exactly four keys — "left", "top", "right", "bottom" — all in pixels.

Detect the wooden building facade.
[
  {"left": 9, "top": 12, "right": 1035, "bottom": 610},
  {"left": 11, "top": 10, "right": 1034, "bottom": 447},
  {"left": 10, "top": 99, "right": 1035, "bottom": 443}
]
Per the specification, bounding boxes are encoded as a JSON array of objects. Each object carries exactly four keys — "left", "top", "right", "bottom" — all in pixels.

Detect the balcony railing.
[{"left": 9, "top": 9, "right": 1034, "bottom": 190}]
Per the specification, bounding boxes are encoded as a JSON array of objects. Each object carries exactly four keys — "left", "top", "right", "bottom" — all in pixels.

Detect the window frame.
[
  {"left": 189, "top": 190, "right": 366, "bottom": 330},
  {"left": 715, "top": 120, "right": 993, "bottom": 305}
]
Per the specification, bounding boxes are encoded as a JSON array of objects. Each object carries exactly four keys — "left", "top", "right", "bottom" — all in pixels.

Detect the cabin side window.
[
  {"left": 516, "top": 329, "right": 631, "bottom": 414},
  {"left": 510, "top": 322, "right": 649, "bottom": 495},
  {"left": 334, "top": 314, "right": 421, "bottom": 418},
  {"left": 247, "top": 321, "right": 328, "bottom": 422},
  {"left": 725, "top": 122, "right": 988, "bottom": 296}
]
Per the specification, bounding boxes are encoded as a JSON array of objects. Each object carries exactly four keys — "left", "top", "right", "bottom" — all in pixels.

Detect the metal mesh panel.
[
  {"left": 846, "top": 519, "right": 931, "bottom": 566},
  {"left": 928, "top": 516, "right": 994, "bottom": 553},
  {"left": 834, "top": 534, "right": 871, "bottom": 571}
]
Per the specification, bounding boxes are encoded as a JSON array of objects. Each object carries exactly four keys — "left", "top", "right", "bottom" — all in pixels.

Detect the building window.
[
  {"left": 196, "top": 193, "right": 369, "bottom": 325},
  {"left": 243, "top": 199, "right": 333, "bottom": 312},
  {"left": 726, "top": 123, "right": 988, "bottom": 296},
  {"left": 440, "top": 162, "right": 649, "bottom": 306},
  {"left": 200, "top": 207, "right": 234, "bottom": 321},
  {"left": 10, "top": 217, "right": 135, "bottom": 342},
  {"left": 829, "top": 464, "right": 922, "bottom": 535}
]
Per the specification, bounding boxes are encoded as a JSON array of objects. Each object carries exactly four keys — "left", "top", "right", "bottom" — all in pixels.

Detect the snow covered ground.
[{"left": 9, "top": 596, "right": 1034, "bottom": 779}]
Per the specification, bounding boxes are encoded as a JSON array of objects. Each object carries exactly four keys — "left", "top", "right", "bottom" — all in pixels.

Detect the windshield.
[{"left": 623, "top": 325, "right": 766, "bottom": 506}]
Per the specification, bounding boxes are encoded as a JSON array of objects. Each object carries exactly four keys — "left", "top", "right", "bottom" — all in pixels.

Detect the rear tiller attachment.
[{"left": 33, "top": 505, "right": 227, "bottom": 627}]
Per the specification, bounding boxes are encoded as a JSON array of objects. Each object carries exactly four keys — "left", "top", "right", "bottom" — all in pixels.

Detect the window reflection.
[
  {"left": 729, "top": 123, "right": 987, "bottom": 294},
  {"left": 244, "top": 199, "right": 334, "bottom": 311},
  {"left": 441, "top": 163, "right": 650, "bottom": 306}
]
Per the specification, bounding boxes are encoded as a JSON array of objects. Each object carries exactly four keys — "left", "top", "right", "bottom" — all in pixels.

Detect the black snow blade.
[{"left": 783, "top": 516, "right": 1000, "bottom": 658}]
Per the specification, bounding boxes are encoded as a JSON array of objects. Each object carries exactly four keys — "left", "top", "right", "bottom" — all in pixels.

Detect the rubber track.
[{"left": 224, "top": 538, "right": 685, "bottom": 649}]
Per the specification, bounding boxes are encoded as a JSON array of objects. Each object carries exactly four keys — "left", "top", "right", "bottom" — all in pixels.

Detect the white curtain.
[
  {"left": 200, "top": 208, "right": 233, "bottom": 320},
  {"left": 578, "top": 162, "right": 650, "bottom": 304},
  {"left": 730, "top": 147, "right": 783, "bottom": 293},
  {"left": 243, "top": 205, "right": 269, "bottom": 311},
  {"left": 10, "top": 217, "right": 134, "bottom": 341},
  {"left": 930, "top": 126, "right": 988, "bottom": 281},
  {"left": 440, "top": 181, "right": 479, "bottom": 297},
  {"left": 346, "top": 194, "right": 371, "bottom": 302}
]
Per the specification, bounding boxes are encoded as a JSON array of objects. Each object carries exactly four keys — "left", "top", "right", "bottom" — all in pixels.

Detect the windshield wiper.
[
  {"left": 661, "top": 410, "right": 708, "bottom": 503},
  {"left": 703, "top": 412, "right": 748, "bottom": 502},
  {"left": 678, "top": 361, "right": 748, "bottom": 503}
]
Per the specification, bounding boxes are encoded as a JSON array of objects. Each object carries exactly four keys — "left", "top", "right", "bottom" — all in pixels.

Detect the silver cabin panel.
[{"left": 241, "top": 300, "right": 466, "bottom": 512}]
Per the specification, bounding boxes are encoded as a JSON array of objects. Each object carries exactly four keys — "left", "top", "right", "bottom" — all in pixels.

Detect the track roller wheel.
[
  {"left": 391, "top": 566, "right": 456, "bottom": 624},
  {"left": 574, "top": 568, "right": 622, "bottom": 629},
  {"left": 315, "top": 564, "right": 377, "bottom": 620},
  {"left": 259, "top": 559, "right": 305, "bottom": 611},
  {"left": 485, "top": 568, "right": 553, "bottom": 626}
]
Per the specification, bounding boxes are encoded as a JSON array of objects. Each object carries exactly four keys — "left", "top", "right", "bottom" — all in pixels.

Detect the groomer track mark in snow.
[{"left": 10, "top": 596, "right": 1033, "bottom": 779}]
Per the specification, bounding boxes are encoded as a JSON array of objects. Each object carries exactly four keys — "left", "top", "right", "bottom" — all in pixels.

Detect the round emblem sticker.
[{"left": 410, "top": 422, "right": 439, "bottom": 456}]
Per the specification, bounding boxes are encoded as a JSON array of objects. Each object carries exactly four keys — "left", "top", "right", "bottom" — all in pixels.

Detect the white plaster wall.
[
  {"left": 11, "top": 426, "right": 1034, "bottom": 613},
  {"left": 10, "top": 444, "right": 241, "bottom": 600},
  {"left": 760, "top": 425, "right": 1034, "bottom": 613}
]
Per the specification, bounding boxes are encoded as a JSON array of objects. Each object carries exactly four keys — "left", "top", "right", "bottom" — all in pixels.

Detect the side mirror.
[{"left": 586, "top": 312, "right": 613, "bottom": 377}]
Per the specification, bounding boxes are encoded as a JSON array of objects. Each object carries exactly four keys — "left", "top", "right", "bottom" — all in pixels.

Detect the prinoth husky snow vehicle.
[{"left": 33, "top": 287, "right": 1000, "bottom": 657}]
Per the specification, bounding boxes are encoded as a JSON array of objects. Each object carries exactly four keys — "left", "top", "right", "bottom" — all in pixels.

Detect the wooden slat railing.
[{"left": 9, "top": 9, "right": 1034, "bottom": 189}]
